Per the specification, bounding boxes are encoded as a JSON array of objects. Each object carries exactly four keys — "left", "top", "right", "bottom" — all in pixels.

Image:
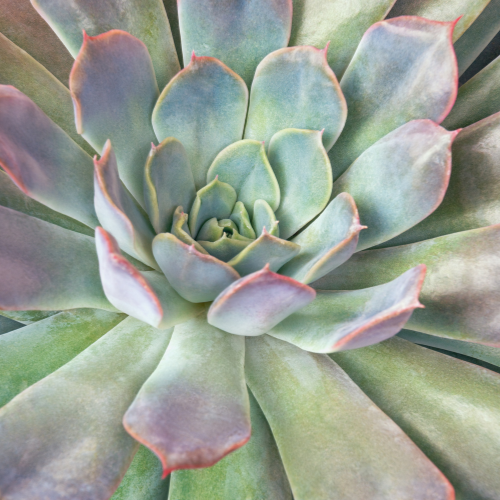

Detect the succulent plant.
[{"left": 1, "top": 0, "right": 500, "bottom": 498}]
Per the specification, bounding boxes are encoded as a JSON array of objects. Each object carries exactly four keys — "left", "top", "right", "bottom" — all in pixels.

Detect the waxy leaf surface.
[
  {"left": 244, "top": 46, "right": 346, "bottom": 151},
  {"left": 208, "top": 266, "right": 316, "bottom": 336},
  {"left": 268, "top": 129, "right": 332, "bottom": 239},
  {"left": 252, "top": 199, "right": 279, "bottom": 237},
  {"left": 332, "top": 337, "right": 500, "bottom": 500},
  {"left": 332, "top": 120, "right": 455, "bottom": 251},
  {"left": 246, "top": 335, "right": 453, "bottom": 500},
  {"left": 314, "top": 225, "right": 500, "bottom": 346},
  {"left": 329, "top": 17, "right": 458, "bottom": 180},
  {"left": 124, "top": 317, "right": 250, "bottom": 476},
  {"left": 70, "top": 30, "right": 159, "bottom": 206},
  {"left": 0, "top": 317, "right": 172, "bottom": 500},
  {"left": 270, "top": 265, "right": 425, "bottom": 352},
  {"left": 153, "top": 233, "right": 240, "bottom": 302},
  {"left": 178, "top": 0, "right": 292, "bottom": 86},
  {"left": 153, "top": 56, "right": 248, "bottom": 190},
  {"left": 279, "top": 192, "right": 363, "bottom": 284}
]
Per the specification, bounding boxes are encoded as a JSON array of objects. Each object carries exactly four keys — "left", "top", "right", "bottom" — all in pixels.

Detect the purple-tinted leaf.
[{"left": 124, "top": 316, "right": 250, "bottom": 476}]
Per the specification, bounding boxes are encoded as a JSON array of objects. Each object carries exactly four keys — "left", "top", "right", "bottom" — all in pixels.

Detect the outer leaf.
[
  {"left": 252, "top": 199, "right": 279, "bottom": 237},
  {"left": 314, "top": 224, "right": 500, "bottom": 346},
  {"left": 208, "top": 265, "right": 316, "bottom": 336},
  {"left": 328, "top": 17, "right": 458, "bottom": 180},
  {"left": 0, "top": 33, "right": 92, "bottom": 153},
  {"left": 70, "top": 30, "right": 159, "bottom": 206},
  {"left": 124, "top": 316, "right": 250, "bottom": 476},
  {"left": 0, "top": 310, "right": 59, "bottom": 325},
  {"left": 96, "top": 228, "right": 201, "bottom": 328},
  {"left": 387, "top": 0, "right": 490, "bottom": 42},
  {"left": 0, "top": 0, "right": 73, "bottom": 85},
  {"left": 246, "top": 335, "right": 454, "bottom": 500},
  {"left": 279, "top": 193, "right": 363, "bottom": 284},
  {"left": 453, "top": 0, "right": 500, "bottom": 75},
  {"left": 332, "top": 337, "right": 500, "bottom": 500},
  {"left": 268, "top": 129, "right": 332, "bottom": 239},
  {"left": 269, "top": 265, "right": 425, "bottom": 353},
  {"left": 189, "top": 178, "right": 237, "bottom": 238},
  {"left": 382, "top": 112, "right": 500, "bottom": 247},
  {"left": 398, "top": 329, "right": 500, "bottom": 369},
  {"left": 228, "top": 230, "right": 300, "bottom": 276},
  {"left": 331, "top": 120, "right": 456, "bottom": 251},
  {"left": 111, "top": 445, "right": 169, "bottom": 500},
  {"left": 0, "top": 86, "right": 97, "bottom": 228},
  {"left": 153, "top": 233, "right": 240, "bottom": 302},
  {"left": 144, "top": 138, "right": 196, "bottom": 234},
  {"left": 0, "top": 206, "right": 111, "bottom": 311},
  {"left": 289, "top": 0, "right": 395, "bottom": 78},
  {"left": 198, "top": 234, "right": 251, "bottom": 262},
  {"left": 0, "top": 317, "right": 172, "bottom": 500},
  {"left": 0, "top": 309, "right": 124, "bottom": 407},
  {"left": 207, "top": 140, "right": 280, "bottom": 216},
  {"left": 0, "top": 170, "right": 93, "bottom": 236},
  {"left": 244, "top": 46, "right": 347, "bottom": 151},
  {"left": 152, "top": 55, "right": 248, "bottom": 190},
  {"left": 32, "top": 0, "right": 180, "bottom": 89},
  {"left": 178, "top": 0, "right": 292, "bottom": 86},
  {"left": 169, "top": 391, "right": 292, "bottom": 500},
  {"left": 442, "top": 55, "right": 500, "bottom": 130},
  {"left": 94, "top": 141, "right": 157, "bottom": 268},
  {"left": 230, "top": 202, "right": 256, "bottom": 239}
]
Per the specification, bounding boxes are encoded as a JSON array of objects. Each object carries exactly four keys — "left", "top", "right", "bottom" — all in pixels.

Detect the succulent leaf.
[
  {"left": 32, "top": 0, "right": 180, "bottom": 89},
  {"left": 152, "top": 55, "right": 248, "bottom": 190},
  {"left": 230, "top": 202, "right": 257, "bottom": 239},
  {"left": 279, "top": 193, "right": 363, "bottom": 284},
  {"left": 244, "top": 46, "right": 347, "bottom": 151},
  {"left": 0, "top": 317, "right": 172, "bottom": 500},
  {"left": 0, "top": 206, "right": 111, "bottom": 311},
  {"left": 0, "top": 315, "right": 23, "bottom": 335},
  {"left": 70, "top": 30, "right": 159, "bottom": 206},
  {"left": 144, "top": 138, "right": 196, "bottom": 234},
  {"left": 289, "top": 0, "right": 395, "bottom": 78},
  {"left": 170, "top": 207, "right": 208, "bottom": 254},
  {"left": 0, "top": 309, "right": 125, "bottom": 408},
  {"left": 315, "top": 224, "right": 500, "bottom": 346},
  {"left": 268, "top": 128, "right": 332, "bottom": 239},
  {"left": 227, "top": 230, "right": 301, "bottom": 276},
  {"left": 252, "top": 199, "right": 279, "bottom": 237},
  {"left": 269, "top": 265, "right": 425, "bottom": 352},
  {"left": 168, "top": 391, "right": 292, "bottom": 499},
  {"left": 207, "top": 265, "right": 316, "bottom": 336},
  {"left": 329, "top": 17, "right": 458, "bottom": 180},
  {"left": 198, "top": 234, "right": 251, "bottom": 262},
  {"left": 94, "top": 141, "right": 157, "bottom": 268},
  {"left": 246, "top": 335, "right": 454, "bottom": 500},
  {"left": 331, "top": 120, "right": 456, "bottom": 251},
  {"left": 197, "top": 217, "right": 224, "bottom": 242},
  {"left": 207, "top": 140, "right": 280, "bottom": 216},
  {"left": 123, "top": 316, "right": 250, "bottom": 477},
  {"left": 178, "top": 0, "right": 292, "bottom": 86},
  {"left": 333, "top": 337, "right": 500, "bottom": 500},
  {"left": 153, "top": 233, "right": 241, "bottom": 302}
]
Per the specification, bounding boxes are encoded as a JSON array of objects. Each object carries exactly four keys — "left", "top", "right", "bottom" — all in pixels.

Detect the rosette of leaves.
[{"left": 1, "top": 0, "right": 500, "bottom": 499}]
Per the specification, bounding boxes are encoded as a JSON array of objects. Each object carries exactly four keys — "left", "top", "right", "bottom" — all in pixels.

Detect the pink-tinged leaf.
[
  {"left": 96, "top": 228, "right": 201, "bottom": 328},
  {"left": 279, "top": 193, "right": 364, "bottom": 284},
  {"left": 246, "top": 335, "right": 454, "bottom": 499},
  {"left": 123, "top": 316, "right": 250, "bottom": 477},
  {"left": 70, "top": 30, "right": 159, "bottom": 206},
  {"left": 152, "top": 55, "right": 248, "bottom": 190},
  {"left": 153, "top": 233, "right": 240, "bottom": 302},
  {"left": 314, "top": 224, "right": 500, "bottom": 347},
  {"left": 269, "top": 265, "right": 425, "bottom": 352},
  {"left": 331, "top": 120, "right": 457, "bottom": 251},
  {"left": 32, "top": 0, "right": 180, "bottom": 89},
  {"left": 94, "top": 140, "right": 157, "bottom": 268},
  {"left": 0, "top": 206, "right": 112, "bottom": 312},
  {"left": 178, "top": 0, "right": 292, "bottom": 87},
  {"left": 208, "top": 265, "right": 316, "bottom": 336},
  {"left": 329, "top": 17, "right": 458, "bottom": 180},
  {"left": 244, "top": 46, "right": 347, "bottom": 151},
  {"left": 0, "top": 317, "right": 172, "bottom": 500},
  {"left": 0, "top": 85, "right": 97, "bottom": 228}
]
